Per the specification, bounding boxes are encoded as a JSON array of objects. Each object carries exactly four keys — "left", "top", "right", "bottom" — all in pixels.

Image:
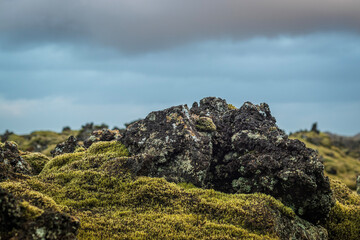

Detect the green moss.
[
  {"left": 40, "top": 142, "right": 129, "bottom": 175},
  {"left": 41, "top": 152, "right": 85, "bottom": 174},
  {"left": 74, "top": 146, "right": 86, "bottom": 153},
  {"left": 0, "top": 180, "right": 62, "bottom": 212},
  {"left": 22, "top": 152, "right": 50, "bottom": 175},
  {"left": 329, "top": 178, "right": 360, "bottom": 205},
  {"left": 3, "top": 168, "right": 296, "bottom": 239},
  {"left": 2, "top": 140, "right": 327, "bottom": 239},
  {"left": 323, "top": 177, "right": 360, "bottom": 240},
  {"left": 195, "top": 117, "right": 217, "bottom": 132},
  {"left": 177, "top": 182, "right": 197, "bottom": 190},
  {"left": 87, "top": 141, "right": 129, "bottom": 157},
  {"left": 20, "top": 201, "right": 44, "bottom": 219}
]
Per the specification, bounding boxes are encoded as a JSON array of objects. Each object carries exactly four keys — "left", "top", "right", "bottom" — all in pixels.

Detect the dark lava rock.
[
  {"left": 84, "top": 129, "right": 122, "bottom": 148},
  {"left": 0, "top": 187, "right": 79, "bottom": 240},
  {"left": 0, "top": 141, "right": 31, "bottom": 180},
  {"left": 51, "top": 136, "right": 79, "bottom": 157},
  {"left": 121, "top": 97, "right": 334, "bottom": 223},
  {"left": 77, "top": 122, "right": 109, "bottom": 141},
  {"left": 0, "top": 129, "right": 14, "bottom": 142}
]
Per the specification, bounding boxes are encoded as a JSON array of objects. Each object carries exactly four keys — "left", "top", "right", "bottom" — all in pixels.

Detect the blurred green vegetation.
[{"left": 291, "top": 131, "right": 360, "bottom": 190}]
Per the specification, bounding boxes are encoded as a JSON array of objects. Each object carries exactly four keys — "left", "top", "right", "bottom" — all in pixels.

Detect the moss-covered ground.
[
  {"left": 1, "top": 139, "right": 360, "bottom": 239},
  {"left": 291, "top": 131, "right": 360, "bottom": 190},
  {"left": 324, "top": 178, "right": 360, "bottom": 239},
  {"left": 1, "top": 141, "right": 297, "bottom": 239},
  {"left": 7, "top": 130, "right": 79, "bottom": 157}
]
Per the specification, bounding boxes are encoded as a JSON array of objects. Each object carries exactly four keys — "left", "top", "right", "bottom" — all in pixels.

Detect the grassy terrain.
[
  {"left": 290, "top": 131, "right": 360, "bottom": 190},
  {"left": 7, "top": 130, "right": 79, "bottom": 157}
]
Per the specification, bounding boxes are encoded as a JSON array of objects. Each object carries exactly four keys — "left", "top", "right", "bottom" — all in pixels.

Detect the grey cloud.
[{"left": 1, "top": 0, "right": 360, "bottom": 52}]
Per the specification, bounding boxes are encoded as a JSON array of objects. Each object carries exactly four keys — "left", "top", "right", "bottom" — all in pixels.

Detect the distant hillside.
[
  {"left": 291, "top": 130, "right": 360, "bottom": 190},
  {"left": 0, "top": 123, "right": 111, "bottom": 157}
]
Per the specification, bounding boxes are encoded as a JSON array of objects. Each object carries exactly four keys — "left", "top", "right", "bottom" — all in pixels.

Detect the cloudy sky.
[{"left": 0, "top": 0, "right": 359, "bottom": 135}]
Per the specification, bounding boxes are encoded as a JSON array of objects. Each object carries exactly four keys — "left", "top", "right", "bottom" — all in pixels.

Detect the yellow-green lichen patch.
[
  {"left": 22, "top": 152, "right": 50, "bottom": 175},
  {"left": 195, "top": 117, "right": 217, "bottom": 132},
  {"left": 228, "top": 104, "right": 237, "bottom": 110}
]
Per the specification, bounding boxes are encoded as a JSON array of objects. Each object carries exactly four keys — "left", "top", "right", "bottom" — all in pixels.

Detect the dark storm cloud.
[{"left": 1, "top": 0, "right": 360, "bottom": 51}]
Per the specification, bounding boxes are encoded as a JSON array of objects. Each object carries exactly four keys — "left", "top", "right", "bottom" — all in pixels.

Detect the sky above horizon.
[{"left": 0, "top": 0, "right": 360, "bottom": 136}]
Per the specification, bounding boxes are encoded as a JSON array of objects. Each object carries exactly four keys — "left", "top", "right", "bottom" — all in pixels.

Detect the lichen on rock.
[
  {"left": 195, "top": 117, "right": 217, "bottom": 132},
  {"left": 0, "top": 186, "right": 79, "bottom": 240},
  {"left": 0, "top": 141, "right": 32, "bottom": 180},
  {"left": 121, "top": 97, "right": 334, "bottom": 223}
]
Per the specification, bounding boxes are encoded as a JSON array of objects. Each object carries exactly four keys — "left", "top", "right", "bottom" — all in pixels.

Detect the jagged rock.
[
  {"left": 84, "top": 129, "right": 122, "bottom": 148},
  {"left": 311, "top": 122, "right": 320, "bottom": 134},
  {"left": 0, "top": 130, "right": 14, "bottom": 142},
  {"left": 77, "top": 123, "right": 109, "bottom": 141},
  {"left": 51, "top": 136, "right": 79, "bottom": 157},
  {"left": 121, "top": 97, "right": 334, "bottom": 223},
  {"left": 0, "top": 187, "right": 79, "bottom": 239},
  {"left": 0, "top": 141, "right": 31, "bottom": 180}
]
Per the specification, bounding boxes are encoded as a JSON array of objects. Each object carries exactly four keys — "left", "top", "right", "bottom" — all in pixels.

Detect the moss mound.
[
  {"left": 324, "top": 178, "right": 360, "bottom": 240},
  {"left": 22, "top": 152, "right": 50, "bottom": 175},
  {"left": 0, "top": 140, "right": 331, "bottom": 239}
]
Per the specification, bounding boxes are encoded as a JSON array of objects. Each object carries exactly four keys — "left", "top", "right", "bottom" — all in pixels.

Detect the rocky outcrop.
[
  {"left": 76, "top": 123, "right": 109, "bottom": 141},
  {"left": 84, "top": 129, "right": 122, "bottom": 148},
  {"left": 51, "top": 129, "right": 122, "bottom": 157},
  {"left": 121, "top": 97, "right": 334, "bottom": 223},
  {"left": 0, "top": 187, "right": 79, "bottom": 240},
  {"left": 0, "top": 141, "right": 31, "bottom": 180},
  {"left": 51, "top": 136, "right": 79, "bottom": 157},
  {"left": 0, "top": 130, "right": 14, "bottom": 142}
]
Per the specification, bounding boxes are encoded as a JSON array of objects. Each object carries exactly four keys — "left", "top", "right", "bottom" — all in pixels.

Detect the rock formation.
[
  {"left": 0, "top": 141, "right": 31, "bottom": 180},
  {"left": 51, "top": 136, "right": 79, "bottom": 157},
  {"left": 83, "top": 129, "right": 122, "bottom": 148},
  {"left": 121, "top": 97, "right": 334, "bottom": 223},
  {"left": 0, "top": 187, "right": 79, "bottom": 240}
]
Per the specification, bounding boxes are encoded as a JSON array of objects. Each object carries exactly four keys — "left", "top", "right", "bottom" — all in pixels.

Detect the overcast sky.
[{"left": 0, "top": 0, "right": 359, "bottom": 135}]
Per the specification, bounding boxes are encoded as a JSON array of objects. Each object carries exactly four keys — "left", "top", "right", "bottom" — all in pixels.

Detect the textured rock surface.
[
  {"left": 51, "top": 136, "right": 79, "bottom": 157},
  {"left": 357, "top": 175, "right": 360, "bottom": 195},
  {"left": 83, "top": 129, "right": 122, "bottom": 148},
  {"left": 121, "top": 97, "right": 334, "bottom": 223},
  {"left": 0, "top": 141, "right": 31, "bottom": 180},
  {"left": 0, "top": 187, "right": 79, "bottom": 240},
  {"left": 76, "top": 123, "right": 109, "bottom": 141}
]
